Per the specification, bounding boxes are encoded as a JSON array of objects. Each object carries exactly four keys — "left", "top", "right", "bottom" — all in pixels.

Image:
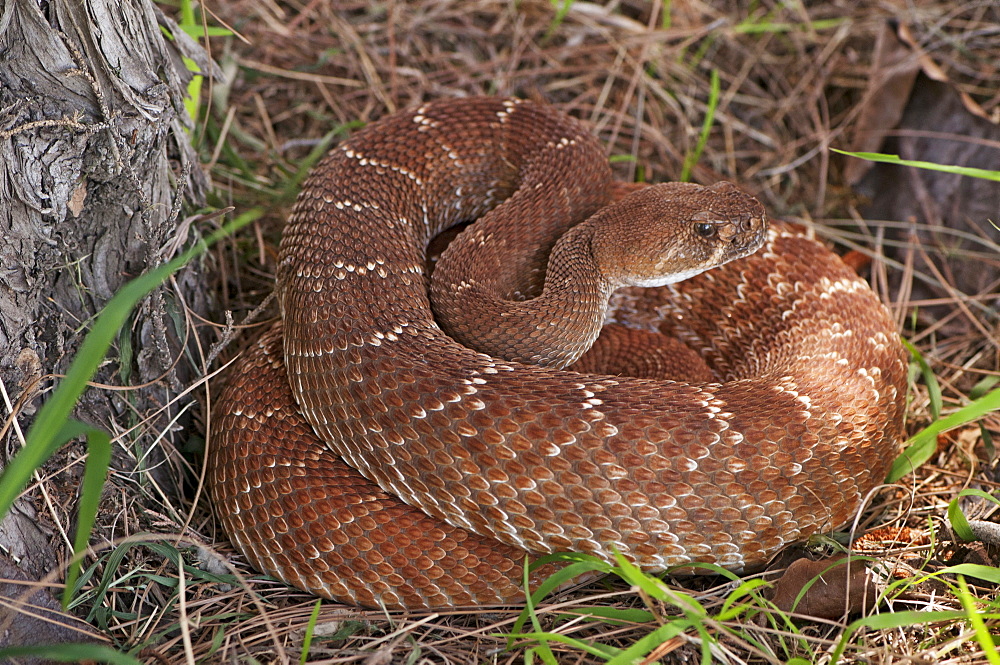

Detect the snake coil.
[{"left": 209, "top": 97, "right": 907, "bottom": 609}]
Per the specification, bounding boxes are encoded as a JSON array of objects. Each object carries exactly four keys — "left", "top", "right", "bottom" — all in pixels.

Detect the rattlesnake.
[{"left": 208, "top": 97, "right": 907, "bottom": 609}]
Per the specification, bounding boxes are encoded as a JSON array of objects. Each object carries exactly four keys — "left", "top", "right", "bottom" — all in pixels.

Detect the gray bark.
[{"left": 0, "top": 0, "right": 217, "bottom": 650}]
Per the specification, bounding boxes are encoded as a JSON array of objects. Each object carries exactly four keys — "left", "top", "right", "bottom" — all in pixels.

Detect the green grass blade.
[
  {"left": 680, "top": 68, "right": 720, "bottom": 182},
  {"left": 510, "top": 631, "right": 621, "bottom": 660},
  {"left": 180, "top": 25, "right": 233, "bottom": 38},
  {"left": 543, "top": 0, "right": 575, "bottom": 42},
  {"left": 607, "top": 621, "right": 690, "bottom": 665},
  {"left": 527, "top": 552, "right": 612, "bottom": 599},
  {"left": 831, "top": 610, "right": 978, "bottom": 662},
  {"left": 529, "top": 561, "right": 607, "bottom": 605},
  {"left": 717, "top": 578, "right": 771, "bottom": 619},
  {"left": 62, "top": 421, "right": 112, "bottom": 609},
  {"left": 300, "top": 599, "right": 323, "bottom": 664},
  {"left": 179, "top": 0, "right": 194, "bottom": 25},
  {"left": 955, "top": 576, "right": 1000, "bottom": 665},
  {"left": 970, "top": 376, "right": 999, "bottom": 458},
  {"left": 510, "top": 552, "right": 613, "bottom": 639},
  {"left": 609, "top": 549, "right": 660, "bottom": 595},
  {"left": 513, "top": 557, "right": 558, "bottom": 664},
  {"left": 659, "top": 0, "right": 671, "bottom": 29},
  {"left": 947, "top": 490, "right": 1000, "bottom": 543},
  {"left": 733, "top": 17, "right": 847, "bottom": 34},
  {"left": 887, "top": 385, "right": 1000, "bottom": 483},
  {"left": 831, "top": 149, "right": 1000, "bottom": 182},
  {"left": 610, "top": 550, "right": 707, "bottom": 618},
  {"left": 940, "top": 564, "right": 1000, "bottom": 584},
  {"left": 971, "top": 376, "right": 1000, "bottom": 400},
  {"left": 80, "top": 542, "right": 144, "bottom": 619},
  {"left": 144, "top": 541, "right": 238, "bottom": 585},
  {"left": 561, "top": 606, "right": 656, "bottom": 624},
  {"left": 0, "top": 644, "right": 143, "bottom": 664},
  {"left": 280, "top": 126, "right": 360, "bottom": 201}
]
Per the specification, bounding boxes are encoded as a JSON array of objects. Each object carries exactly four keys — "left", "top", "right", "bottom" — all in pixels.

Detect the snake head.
[{"left": 590, "top": 180, "right": 768, "bottom": 289}]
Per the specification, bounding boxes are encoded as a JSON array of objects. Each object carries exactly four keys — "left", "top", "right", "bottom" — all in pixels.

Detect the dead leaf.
[
  {"left": 846, "top": 20, "right": 995, "bottom": 185},
  {"left": 68, "top": 177, "right": 88, "bottom": 217},
  {"left": 845, "top": 21, "right": 922, "bottom": 185},
  {"left": 896, "top": 22, "right": 991, "bottom": 121},
  {"left": 770, "top": 556, "right": 877, "bottom": 620}
]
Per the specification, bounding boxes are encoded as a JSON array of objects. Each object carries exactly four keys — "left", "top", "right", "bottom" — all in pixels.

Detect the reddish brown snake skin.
[{"left": 208, "top": 97, "right": 907, "bottom": 609}]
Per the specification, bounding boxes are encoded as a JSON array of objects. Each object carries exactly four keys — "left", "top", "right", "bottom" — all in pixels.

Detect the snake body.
[{"left": 208, "top": 97, "right": 908, "bottom": 609}]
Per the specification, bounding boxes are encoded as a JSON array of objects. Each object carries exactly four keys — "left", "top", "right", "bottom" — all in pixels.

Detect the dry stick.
[
  {"left": 895, "top": 227, "right": 918, "bottom": 334},
  {"left": 0, "top": 373, "right": 74, "bottom": 557},
  {"left": 330, "top": 11, "right": 391, "bottom": 110},
  {"left": 253, "top": 92, "right": 280, "bottom": 155},
  {"left": 872, "top": 224, "right": 893, "bottom": 325},
  {"left": 285, "top": 0, "right": 324, "bottom": 32},
  {"left": 239, "top": 58, "right": 364, "bottom": 87},
  {"left": 0, "top": 114, "right": 110, "bottom": 139},
  {"left": 175, "top": 560, "right": 196, "bottom": 665},
  {"left": 812, "top": 83, "right": 831, "bottom": 215},
  {"left": 602, "top": 30, "right": 656, "bottom": 180},
  {"left": 387, "top": 0, "right": 399, "bottom": 101},
  {"left": 208, "top": 107, "right": 238, "bottom": 173},
  {"left": 590, "top": 48, "right": 627, "bottom": 129}
]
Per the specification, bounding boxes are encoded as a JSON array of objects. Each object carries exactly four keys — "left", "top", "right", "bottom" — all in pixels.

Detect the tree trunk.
[{"left": 0, "top": 0, "right": 215, "bottom": 652}]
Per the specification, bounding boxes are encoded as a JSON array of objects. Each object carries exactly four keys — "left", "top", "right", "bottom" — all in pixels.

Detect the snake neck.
[
  {"left": 431, "top": 219, "right": 615, "bottom": 369},
  {"left": 429, "top": 181, "right": 769, "bottom": 371}
]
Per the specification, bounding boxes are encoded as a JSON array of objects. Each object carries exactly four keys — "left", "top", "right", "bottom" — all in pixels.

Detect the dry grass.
[{"left": 31, "top": 0, "right": 1000, "bottom": 662}]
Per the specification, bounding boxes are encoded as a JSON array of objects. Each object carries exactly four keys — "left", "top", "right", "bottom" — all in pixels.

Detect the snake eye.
[{"left": 694, "top": 222, "right": 717, "bottom": 238}]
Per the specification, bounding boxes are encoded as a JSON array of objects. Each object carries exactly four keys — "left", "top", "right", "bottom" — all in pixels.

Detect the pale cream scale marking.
[
  {"left": 363, "top": 322, "right": 409, "bottom": 347},
  {"left": 340, "top": 146, "right": 424, "bottom": 186},
  {"left": 420, "top": 202, "right": 430, "bottom": 230},
  {"left": 495, "top": 98, "right": 520, "bottom": 124},
  {"left": 817, "top": 276, "right": 868, "bottom": 298}
]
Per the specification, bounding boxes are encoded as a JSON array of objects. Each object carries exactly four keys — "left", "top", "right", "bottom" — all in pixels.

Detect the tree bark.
[{"left": 0, "top": 0, "right": 216, "bottom": 651}]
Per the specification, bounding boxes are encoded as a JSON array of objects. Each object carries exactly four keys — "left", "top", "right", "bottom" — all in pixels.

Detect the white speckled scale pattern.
[{"left": 208, "top": 97, "right": 907, "bottom": 609}]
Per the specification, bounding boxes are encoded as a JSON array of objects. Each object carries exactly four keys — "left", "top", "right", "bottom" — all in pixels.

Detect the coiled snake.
[{"left": 208, "top": 97, "right": 907, "bottom": 609}]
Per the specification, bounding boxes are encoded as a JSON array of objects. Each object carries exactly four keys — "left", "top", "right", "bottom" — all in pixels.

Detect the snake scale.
[{"left": 208, "top": 97, "right": 908, "bottom": 609}]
